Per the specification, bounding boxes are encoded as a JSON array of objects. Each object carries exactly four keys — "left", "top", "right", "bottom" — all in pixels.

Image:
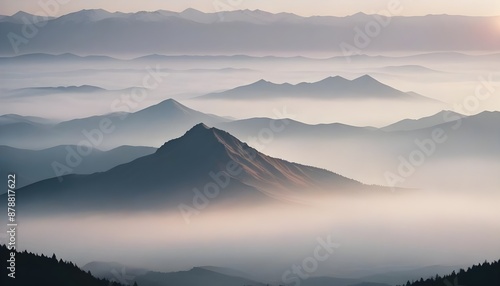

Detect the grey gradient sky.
[{"left": 0, "top": 0, "right": 499, "bottom": 17}]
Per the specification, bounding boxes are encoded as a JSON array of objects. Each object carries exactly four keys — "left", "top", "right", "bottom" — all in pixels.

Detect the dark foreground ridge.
[
  {"left": 399, "top": 260, "right": 500, "bottom": 286},
  {"left": 0, "top": 244, "right": 130, "bottom": 286}
]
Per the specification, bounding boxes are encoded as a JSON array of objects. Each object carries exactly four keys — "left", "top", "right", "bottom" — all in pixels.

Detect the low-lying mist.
[
  {"left": 2, "top": 56, "right": 499, "bottom": 125},
  {"left": 187, "top": 98, "right": 446, "bottom": 127},
  {"left": 255, "top": 139, "right": 500, "bottom": 191},
  {"left": 16, "top": 190, "right": 500, "bottom": 281}
]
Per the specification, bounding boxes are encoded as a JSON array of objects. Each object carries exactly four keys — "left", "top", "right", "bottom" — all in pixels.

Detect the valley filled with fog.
[
  {"left": 15, "top": 192, "right": 500, "bottom": 283},
  {"left": 2, "top": 53, "right": 499, "bottom": 125}
]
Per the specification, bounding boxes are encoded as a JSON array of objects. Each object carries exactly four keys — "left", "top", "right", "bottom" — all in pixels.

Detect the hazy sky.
[{"left": 1, "top": 0, "right": 499, "bottom": 17}]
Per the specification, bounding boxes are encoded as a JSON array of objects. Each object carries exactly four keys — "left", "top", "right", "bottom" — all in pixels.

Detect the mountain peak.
[
  {"left": 156, "top": 123, "right": 222, "bottom": 155},
  {"left": 73, "top": 8, "right": 112, "bottom": 16},
  {"left": 189, "top": 122, "right": 211, "bottom": 131},
  {"left": 317, "top": 75, "right": 349, "bottom": 83},
  {"left": 350, "top": 12, "right": 368, "bottom": 17},
  {"left": 253, "top": 79, "right": 272, "bottom": 85},
  {"left": 354, "top": 74, "right": 377, "bottom": 82},
  {"left": 158, "top": 98, "right": 182, "bottom": 106},
  {"left": 180, "top": 8, "right": 204, "bottom": 15},
  {"left": 58, "top": 9, "right": 115, "bottom": 23},
  {"left": 154, "top": 124, "right": 360, "bottom": 197},
  {"left": 11, "top": 11, "right": 35, "bottom": 18},
  {"left": 136, "top": 98, "right": 194, "bottom": 115},
  {"left": 169, "top": 123, "right": 241, "bottom": 150},
  {"left": 13, "top": 123, "right": 366, "bottom": 213}
]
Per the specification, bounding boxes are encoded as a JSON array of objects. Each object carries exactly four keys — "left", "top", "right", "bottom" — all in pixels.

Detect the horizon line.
[{"left": 4, "top": 8, "right": 500, "bottom": 19}]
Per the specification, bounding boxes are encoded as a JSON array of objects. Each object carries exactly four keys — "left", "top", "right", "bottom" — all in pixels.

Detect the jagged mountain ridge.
[{"left": 199, "top": 75, "right": 437, "bottom": 101}]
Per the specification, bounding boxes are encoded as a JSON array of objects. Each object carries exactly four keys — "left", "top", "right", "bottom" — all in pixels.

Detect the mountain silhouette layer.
[
  {"left": 199, "top": 75, "right": 437, "bottom": 101},
  {"left": 7, "top": 124, "right": 366, "bottom": 214},
  {"left": 1, "top": 10, "right": 499, "bottom": 55}
]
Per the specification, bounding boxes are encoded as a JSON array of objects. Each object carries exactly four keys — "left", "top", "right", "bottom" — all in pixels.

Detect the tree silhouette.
[
  {"left": 0, "top": 244, "right": 134, "bottom": 286},
  {"left": 400, "top": 259, "right": 500, "bottom": 286}
]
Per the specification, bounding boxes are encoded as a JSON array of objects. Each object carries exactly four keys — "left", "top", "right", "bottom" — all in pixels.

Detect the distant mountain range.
[
  {"left": 136, "top": 267, "right": 264, "bottom": 286},
  {"left": 0, "top": 9, "right": 499, "bottom": 55},
  {"left": 0, "top": 11, "right": 55, "bottom": 24},
  {"left": 218, "top": 110, "right": 500, "bottom": 158},
  {"left": 5, "top": 123, "right": 369, "bottom": 215},
  {"left": 198, "top": 75, "right": 439, "bottom": 101},
  {"left": 0, "top": 98, "right": 229, "bottom": 149},
  {"left": 84, "top": 261, "right": 265, "bottom": 286},
  {"left": 381, "top": 110, "right": 465, "bottom": 132},
  {"left": 376, "top": 65, "right": 444, "bottom": 74},
  {"left": 82, "top": 260, "right": 472, "bottom": 286},
  {"left": 392, "top": 111, "right": 500, "bottom": 158},
  {"left": 1, "top": 99, "right": 498, "bottom": 161},
  {"left": 0, "top": 113, "right": 54, "bottom": 125},
  {"left": 5, "top": 85, "right": 148, "bottom": 97},
  {"left": 6, "top": 85, "right": 105, "bottom": 97},
  {"left": 2, "top": 52, "right": 500, "bottom": 65},
  {"left": 83, "top": 261, "right": 392, "bottom": 286}
]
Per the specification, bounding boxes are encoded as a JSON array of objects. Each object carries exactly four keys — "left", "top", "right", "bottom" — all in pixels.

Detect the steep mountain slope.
[{"left": 7, "top": 124, "right": 365, "bottom": 214}]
